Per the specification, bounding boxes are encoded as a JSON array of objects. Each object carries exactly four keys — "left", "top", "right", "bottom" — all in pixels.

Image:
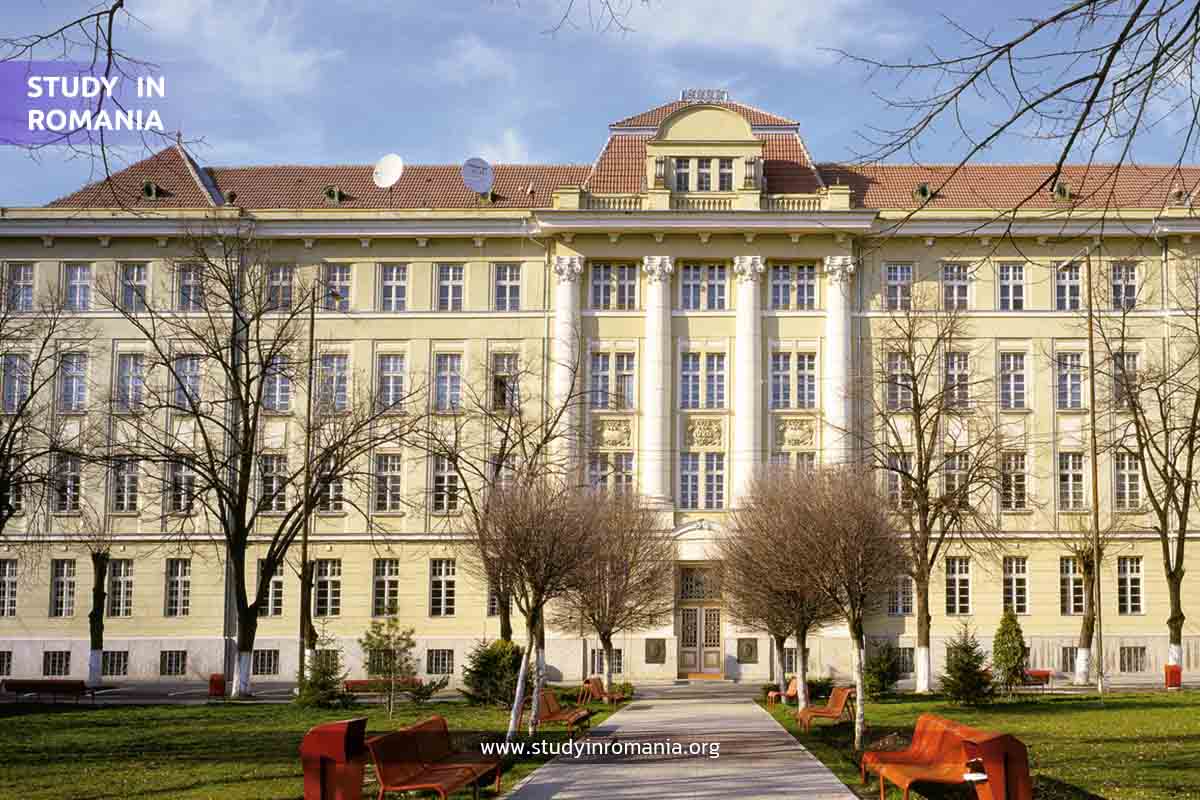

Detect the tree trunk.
[
  {"left": 298, "top": 560, "right": 316, "bottom": 682},
  {"left": 505, "top": 630, "right": 533, "bottom": 742},
  {"left": 850, "top": 633, "right": 867, "bottom": 752},
  {"left": 601, "top": 634, "right": 615, "bottom": 693},
  {"left": 231, "top": 608, "right": 258, "bottom": 698},
  {"left": 531, "top": 618, "right": 546, "bottom": 735},
  {"left": 797, "top": 632, "right": 811, "bottom": 711},
  {"left": 1076, "top": 558, "right": 1097, "bottom": 685},
  {"left": 773, "top": 634, "right": 788, "bottom": 694},
  {"left": 1167, "top": 570, "right": 1185, "bottom": 667},
  {"left": 499, "top": 590, "right": 513, "bottom": 642},
  {"left": 914, "top": 573, "right": 932, "bottom": 693},
  {"left": 87, "top": 551, "right": 111, "bottom": 688}
]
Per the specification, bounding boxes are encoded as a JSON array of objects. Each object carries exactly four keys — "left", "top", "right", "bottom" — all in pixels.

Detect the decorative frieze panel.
[
  {"left": 685, "top": 417, "right": 724, "bottom": 448},
  {"left": 774, "top": 417, "right": 815, "bottom": 449},
  {"left": 592, "top": 418, "right": 632, "bottom": 449}
]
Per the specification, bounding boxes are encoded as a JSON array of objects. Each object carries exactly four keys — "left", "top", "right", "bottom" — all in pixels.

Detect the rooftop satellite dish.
[
  {"left": 462, "top": 157, "right": 495, "bottom": 195},
  {"left": 373, "top": 153, "right": 405, "bottom": 189}
]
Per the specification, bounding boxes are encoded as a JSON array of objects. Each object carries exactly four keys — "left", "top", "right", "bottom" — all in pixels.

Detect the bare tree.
[
  {"left": 853, "top": 285, "right": 1009, "bottom": 692},
  {"left": 552, "top": 489, "right": 675, "bottom": 693},
  {"left": 1056, "top": 513, "right": 1123, "bottom": 684},
  {"left": 93, "top": 224, "right": 420, "bottom": 696},
  {"left": 793, "top": 466, "right": 907, "bottom": 751},
  {"left": 724, "top": 467, "right": 840, "bottom": 708}
]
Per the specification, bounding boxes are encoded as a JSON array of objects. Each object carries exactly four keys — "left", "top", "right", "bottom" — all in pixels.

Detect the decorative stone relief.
[
  {"left": 737, "top": 638, "right": 759, "bottom": 665},
  {"left": 645, "top": 639, "right": 667, "bottom": 665},
  {"left": 553, "top": 255, "right": 584, "bottom": 281},
  {"left": 686, "top": 418, "right": 723, "bottom": 447},
  {"left": 642, "top": 255, "right": 674, "bottom": 282},
  {"left": 594, "top": 418, "right": 632, "bottom": 448},
  {"left": 775, "top": 418, "right": 815, "bottom": 448}
]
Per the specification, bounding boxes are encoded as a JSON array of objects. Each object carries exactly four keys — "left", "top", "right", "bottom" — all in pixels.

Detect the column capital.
[
  {"left": 733, "top": 255, "right": 765, "bottom": 282},
  {"left": 642, "top": 255, "right": 674, "bottom": 283},
  {"left": 824, "top": 255, "right": 856, "bottom": 284},
  {"left": 553, "top": 255, "right": 585, "bottom": 281}
]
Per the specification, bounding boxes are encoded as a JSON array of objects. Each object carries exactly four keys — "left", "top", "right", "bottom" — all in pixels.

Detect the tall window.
[
  {"left": 262, "top": 356, "right": 291, "bottom": 412},
  {"left": 885, "top": 263, "right": 912, "bottom": 311},
  {"left": 771, "top": 264, "right": 817, "bottom": 310},
  {"left": 770, "top": 353, "right": 791, "bottom": 409},
  {"left": 317, "top": 459, "right": 343, "bottom": 513},
  {"left": 590, "top": 264, "right": 637, "bottom": 310},
  {"left": 1111, "top": 262, "right": 1137, "bottom": 310},
  {"left": 323, "top": 264, "right": 351, "bottom": 311},
  {"left": 266, "top": 265, "right": 293, "bottom": 310},
  {"left": 0, "top": 459, "right": 20, "bottom": 516},
  {"left": 168, "top": 459, "right": 196, "bottom": 513},
  {"left": 491, "top": 352, "right": 519, "bottom": 411},
  {"left": 57, "top": 353, "right": 88, "bottom": 412},
  {"left": 943, "top": 351, "right": 969, "bottom": 408},
  {"left": 943, "top": 451, "right": 968, "bottom": 507},
  {"left": 1056, "top": 352, "right": 1083, "bottom": 409},
  {"left": 941, "top": 263, "right": 968, "bottom": 310},
  {"left": 111, "top": 457, "right": 139, "bottom": 513},
  {"left": 258, "top": 560, "right": 284, "bottom": 616},
  {"left": 50, "top": 558, "right": 76, "bottom": 617},
  {"left": 1113, "top": 350, "right": 1137, "bottom": 408},
  {"left": 373, "top": 558, "right": 400, "bottom": 616},
  {"left": 589, "top": 353, "right": 610, "bottom": 409},
  {"left": 434, "top": 353, "right": 462, "bottom": 411},
  {"left": 1003, "top": 556, "right": 1028, "bottom": 614},
  {"left": 319, "top": 354, "right": 348, "bottom": 412},
  {"left": 430, "top": 559, "right": 456, "bottom": 616},
  {"left": 770, "top": 352, "right": 817, "bottom": 409},
  {"left": 494, "top": 263, "right": 521, "bottom": 311},
  {"left": 6, "top": 264, "right": 33, "bottom": 312},
  {"left": 945, "top": 556, "right": 970, "bottom": 615},
  {"left": 704, "top": 452, "right": 725, "bottom": 509},
  {"left": 1001, "top": 452, "right": 1027, "bottom": 510},
  {"left": 1058, "top": 452, "right": 1086, "bottom": 510},
  {"left": 120, "top": 263, "right": 148, "bottom": 311},
  {"left": 1056, "top": 263, "right": 1081, "bottom": 310},
  {"left": 260, "top": 455, "right": 288, "bottom": 512},
  {"left": 65, "top": 264, "right": 92, "bottom": 311},
  {"left": 998, "top": 263, "right": 1024, "bottom": 310},
  {"left": 379, "top": 264, "right": 408, "bottom": 311},
  {"left": 1114, "top": 451, "right": 1141, "bottom": 510},
  {"left": 177, "top": 264, "right": 203, "bottom": 311},
  {"left": 314, "top": 559, "right": 341, "bottom": 617},
  {"left": 673, "top": 157, "right": 690, "bottom": 191},
  {"left": 696, "top": 157, "right": 712, "bottom": 191},
  {"left": 115, "top": 353, "right": 144, "bottom": 411},
  {"left": 680, "top": 352, "right": 701, "bottom": 409},
  {"left": 888, "top": 575, "right": 914, "bottom": 616},
  {"left": 164, "top": 558, "right": 190, "bottom": 617},
  {"left": 999, "top": 352, "right": 1026, "bottom": 410},
  {"left": 588, "top": 452, "right": 634, "bottom": 494},
  {"left": 886, "top": 352, "right": 913, "bottom": 410},
  {"left": 52, "top": 453, "right": 81, "bottom": 512},
  {"left": 437, "top": 264, "right": 464, "bottom": 311},
  {"left": 679, "top": 453, "right": 700, "bottom": 509},
  {"left": 887, "top": 452, "right": 913, "bottom": 510},
  {"left": 705, "top": 354, "right": 726, "bottom": 408},
  {"left": 718, "top": 158, "right": 733, "bottom": 191},
  {"left": 1117, "top": 556, "right": 1143, "bottom": 614},
  {"left": 374, "top": 454, "right": 404, "bottom": 512},
  {"left": 0, "top": 559, "right": 15, "bottom": 617},
  {"left": 173, "top": 354, "right": 201, "bottom": 408},
  {"left": 1060, "top": 557, "right": 1085, "bottom": 615},
  {"left": 614, "top": 353, "right": 636, "bottom": 409},
  {"left": 432, "top": 455, "right": 458, "bottom": 512},
  {"left": 107, "top": 559, "right": 133, "bottom": 617},
  {"left": 771, "top": 265, "right": 792, "bottom": 310},
  {"left": 377, "top": 354, "right": 406, "bottom": 410},
  {"left": 2, "top": 354, "right": 30, "bottom": 413},
  {"left": 680, "top": 264, "right": 726, "bottom": 310}
]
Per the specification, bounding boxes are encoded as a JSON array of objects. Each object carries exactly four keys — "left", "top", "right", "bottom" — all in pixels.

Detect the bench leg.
[{"left": 494, "top": 764, "right": 502, "bottom": 792}]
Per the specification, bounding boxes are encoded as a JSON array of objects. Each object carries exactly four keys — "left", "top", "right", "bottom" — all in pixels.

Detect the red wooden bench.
[
  {"left": 344, "top": 677, "right": 422, "bottom": 694},
  {"left": 796, "top": 685, "right": 854, "bottom": 732},
  {"left": 365, "top": 715, "right": 501, "bottom": 800},
  {"left": 2, "top": 679, "right": 95, "bottom": 703},
  {"left": 767, "top": 676, "right": 798, "bottom": 707},
  {"left": 583, "top": 676, "right": 626, "bottom": 705},
  {"left": 518, "top": 687, "right": 592, "bottom": 737},
  {"left": 1022, "top": 669, "right": 1052, "bottom": 690}
]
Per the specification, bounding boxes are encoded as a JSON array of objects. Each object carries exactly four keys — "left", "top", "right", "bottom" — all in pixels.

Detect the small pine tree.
[
  {"left": 991, "top": 609, "right": 1029, "bottom": 695},
  {"left": 358, "top": 616, "right": 418, "bottom": 717},
  {"left": 461, "top": 639, "right": 524, "bottom": 706},
  {"left": 296, "top": 626, "right": 354, "bottom": 709},
  {"left": 864, "top": 643, "right": 902, "bottom": 699},
  {"left": 940, "top": 623, "right": 994, "bottom": 705}
]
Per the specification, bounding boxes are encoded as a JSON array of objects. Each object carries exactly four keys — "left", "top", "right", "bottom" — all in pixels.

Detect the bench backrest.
[
  {"left": 366, "top": 731, "right": 426, "bottom": 788},
  {"left": 587, "top": 677, "right": 606, "bottom": 697},
  {"left": 827, "top": 686, "right": 853, "bottom": 712},
  {"left": 785, "top": 676, "right": 798, "bottom": 697},
  {"left": 408, "top": 715, "right": 453, "bottom": 764},
  {"left": 540, "top": 688, "right": 562, "bottom": 715}
]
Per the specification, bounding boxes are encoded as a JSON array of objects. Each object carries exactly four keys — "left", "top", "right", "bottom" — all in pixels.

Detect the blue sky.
[{"left": 1, "top": 0, "right": 1190, "bottom": 206}]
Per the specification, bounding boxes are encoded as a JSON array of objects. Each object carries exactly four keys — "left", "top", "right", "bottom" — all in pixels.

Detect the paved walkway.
[{"left": 507, "top": 696, "right": 857, "bottom": 799}]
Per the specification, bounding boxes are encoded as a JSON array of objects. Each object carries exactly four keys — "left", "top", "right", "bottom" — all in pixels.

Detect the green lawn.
[
  {"left": 761, "top": 691, "right": 1200, "bottom": 800},
  {"left": 0, "top": 695, "right": 618, "bottom": 800}
]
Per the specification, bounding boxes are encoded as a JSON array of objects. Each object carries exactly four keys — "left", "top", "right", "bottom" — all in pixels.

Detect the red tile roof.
[
  {"left": 49, "top": 145, "right": 217, "bottom": 208},
  {"left": 819, "top": 163, "right": 1200, "bottom": 211},
  {"left": 611, "top": 100, "right": 797, "bottom": 129},
  {"left": 760, "top": 134, "right": 823, "bottom": 194}
]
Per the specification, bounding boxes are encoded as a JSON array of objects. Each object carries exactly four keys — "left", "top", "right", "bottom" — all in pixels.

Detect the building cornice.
[
  {"left": 870, "top": 216, "right": 1158, "bottom": 239},
  {"left": 534, "top": 209, "right": 879, "bottom": 234}
]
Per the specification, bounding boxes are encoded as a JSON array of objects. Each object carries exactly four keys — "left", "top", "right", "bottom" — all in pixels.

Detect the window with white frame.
[
  {"left": 177, "top": 264, "right": 203, "bottom": 311},
  {"left": 1117, "top": 556, "right": 1143, "bottom": 614},
  {"left": 673, "top": 157, "right": 690, "bottom": 191},
  {"left": 887, "top": 452, "right": 913, "bottom": 510},
  {"left": 770, "top": 353, "right": 791, "bottom": 409},
  {"left": 998, "top": 453, "right": 1027, "bottom": 510},
  {"left": 52, "top": 453, "right": 81, "bottom": 512},
  {"left": 886, "top": 352, "right": 913, "bottom": 410},
  {"left": 317, "top": 458, "right": 343, "bottom": 513},
  {"left": 252, "top": 649, "right": 279, "bottom": 676},
  {"left": 115, "top": 353, "right": 144, "bottom": 411},
  {"left": 588, "top": 452, "right": 634, "bottom": 494},
  {"left": 314, "top": 559, "right": 341, "bottom": 617},
  {"left": 107, "top": 559, "right": 133, "bottom": 617},
  {"left": 769, "top": 451, "right": 817, "bottom": 471},
  {"left": 430, "top": 558, "right": 456, "bottom": 616},
  {"left": 159, "top": 650, "right": 187, "bottom": 677},
  {"left": 434, "top": 353, "right": 462, "bottom": 411},
  {"left": 374, "top": 453, "right": 403, "bottom": 512},
  {"left": 2, "top": 354, "right": 30, "bottom": 413},
  {"left": 0, "top": 559, "right": 15, "bottom": 617},
  {"left": 1056, "top": 352, "right": 1083, "bottom": 409},
  {"left": 318, "top": 354, "right": 348, "bottom": 412},
  {"left": 679, "top": 453, "right": 699, "bottom": 509},
  {"left": 1112, "top": 350, "right": 1137, "bottom": 408},
  {"left": 6, "top": 263, "right": 33, "bottom": 312},
  {"left": 437, "top": 264, "right": 464, "bottom": 311},
  {"left": 898, "top": 647, "right": 915, "bottom": 675},
  {"left": 102, "top": 650, "right": 128, "bottom": 677},
  {"left": 120, "top": 263, "right": 148, "bottom": 312},
  {"left": 168, "top": 459, "right": 196, "bottom": 513},
  {"left": 885, "top": 263, "right": 912, "bottom": 311},
  {"left": 705, "top": 353, "right": 726, "bottom": 408},
  {"left": 0, "top": 459, "right": 20, "bottom": 516},
  {"left": 943, "top": 351, "right": 969, "bottom": 408},
  {"left": 65, "top": 263, "right": 92, "bottom": 311},
  {"left": 942, "top": 263, "right": 969, "bottom": 310},
  {"left": 1060, "top": 557, "right": 1085, "bottom": 615},
  {"left": 494, "top": 263, "right": 521, "bottom": 311},
  {"left": 680, "top": 264, "right": 727, "bottom": 310},
  {"left": 680, "top": 353, "right": 702, "bottom": 409},
  {"left": 998, "top": 263, "right": 1025, "bottom": 310},
  {"left": 165, "top": 558, "right": 191, "bottom": 616},
  {"left": 1003, "top": 556, "right": 1028, "bottom": 614},
  {"left": 379, "top": 264, "right": 408, "bottom": 311},
  {"left": 111, "top": 457, "right": 139, "bottom": 513},
  {"left": 1111, "top": 262, "right": 1137, "bottom": 310},
  {"left": 1120, "top": 645, "right": 1147, "bottom": 672},
  {"left": 718, "top": 158, "right": 733, "bottom": 190},
  {"left": 50, "top": 558, "right": 76, "bottom": 617},
  {"left": 491, "top": 352, "right": 519, "bottom": 411},
  {"left": 591, "top": 647, "right": 623, "bottom": 676},
  {"left": 266, "top": 265, "right": 293, "bottom": 310},
  {"left": 1058, "top": 452, "right": 1086, "bottom": 510},
  {"left": 323, "top": 264, "right": 351, "bottom": 311},
  {"left": 679, "top": 452, "right": 726, "bottom": 509},
  {"left": 258, "top": 560, "right": 284, "bottom": 617},
  {"left": 1114, "top": 451, "right": 1141, "bottom": 510},
  {"left": 770, "top": 264, "right": 816, "bottom": 310},
  {"left": 43, "top": 651, "right": 70, "bottom": 677},
  {"left": 589, "top": 264, "right": 638, "bottom": 310},
  {"left": 173, "top": 354, "right": 201, "bottom": 409},
  {"left": 943, "top": 451, "right": 968, "bottom": 508},
  {"left": 770, "top": 351, "right": 817, "bottom": 409},
  {"left": 888, "top": 574, "right": 914, "bottom": 616},
  {"left": 614, "top": 352, "right": 635, "bottom": 409},
  {"left": 262, "top": 356, "right": 291, "bottom": 413},
  {"left": 432, "top": 455, "right": 459, "bottom": 512},
  {"left": 376, "top": 353, "right": 407, "bottom": 410},
  {"left": 696, "top": 157, "right": 712, "bottom": 191},
  {"left": 999, "top": 352, "right": 1026, "bottom": 410},
  {"left": 1056, "top": 263, "right": 1081, "bottom": 310},
  {"left": 373, "top": 558, "right": 401, "bottom": 616},
  {"left": 590, "top": 350, "right": 637, "bottom": 410},
  {"left": 427, "top": 648, "right": 455, "bottom": 674},
  {"left": 589, "top": 353, "right": 611, "bottom": 409},
  {"left": 945, "top": 556, "right": 971, "bottom": 615},
  {"left": 704, "top": 452, "right": 725, "bottom": 509},
  {"left": 58, "top": 353, "right": 88, "bottom": 412},
  {"left": 260, "top": 454, "right": 288, "bottom": 512}
]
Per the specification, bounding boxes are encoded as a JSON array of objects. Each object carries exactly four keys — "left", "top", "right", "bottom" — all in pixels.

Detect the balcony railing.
[
  {"left": 580, "top": 194, "right": 644, "bottom": 211},
  {"left": 761, "top": 195, "right": 822, "bottom": 212},
  {"left": 669, "top": 196, "right": 733, "bottom": 211}
]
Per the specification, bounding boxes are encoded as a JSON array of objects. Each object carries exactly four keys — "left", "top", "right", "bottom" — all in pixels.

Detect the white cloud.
[
  {"left": 470, "top": 128, "right": 531, "bottom": 163},
  {"left": 432, "top": 34, "right": 518, "bottom": 85}
]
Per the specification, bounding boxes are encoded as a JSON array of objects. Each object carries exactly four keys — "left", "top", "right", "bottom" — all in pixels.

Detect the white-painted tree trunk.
[
  {"left": 87, "top": 649, "right": 102, "bottom": 688},
  {"left": 1169, "top": 643, "right": 1183, "bottom": 666},
  {"left": 231, "top": 651, "right": 252, "bottom": 698},
  {"left": 528, "top": 647, "right": 546, "bottom": 736},
  {"left": 851, "top": 641, "right": 867, "bottom": 752},
  {"left": 775, "top": 638, "right": 787, "bottom": 694},
  {"left": 506, "top": 646, "right": 532, "bottom": 742},
  {"left": 797, "top": 645, "right": 810, "bottom": 711},
  {"left": 1073, "top": 647, "right": 1091, "bottom": 685},
  {"left": 915, "top": 645, "right": 932, "bottom": 693}
]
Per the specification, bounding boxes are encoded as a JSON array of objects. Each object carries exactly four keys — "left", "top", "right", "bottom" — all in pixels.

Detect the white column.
[
  {"left": 822, "top": 255, "right": 855, "bottom": 464},
  {"left": 732, "top": 255, "right": 764, "bottom": 506},
  {"left": 640, "top": 255, "right": 674, "bottom": 505},
  {"left": 552, "top": 255, "right": 584, "bottom": 471}
]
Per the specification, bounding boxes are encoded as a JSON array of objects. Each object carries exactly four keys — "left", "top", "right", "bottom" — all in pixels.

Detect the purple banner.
[{"left": 0, "top": 60, "right": 168, "bottom": 147}]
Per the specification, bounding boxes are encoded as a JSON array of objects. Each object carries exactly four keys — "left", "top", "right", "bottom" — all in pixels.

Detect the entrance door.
[
  {"left": 679, "top": 606, "right": 723, "bottom": 675},
  {"left": 701, "top": 608, "right": 722, "bottom": 673}
]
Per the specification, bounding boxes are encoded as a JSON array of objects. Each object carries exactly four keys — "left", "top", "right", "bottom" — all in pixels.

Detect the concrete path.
[{"left": 507, "top": 696, "right": 858, "bottom": 799}]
